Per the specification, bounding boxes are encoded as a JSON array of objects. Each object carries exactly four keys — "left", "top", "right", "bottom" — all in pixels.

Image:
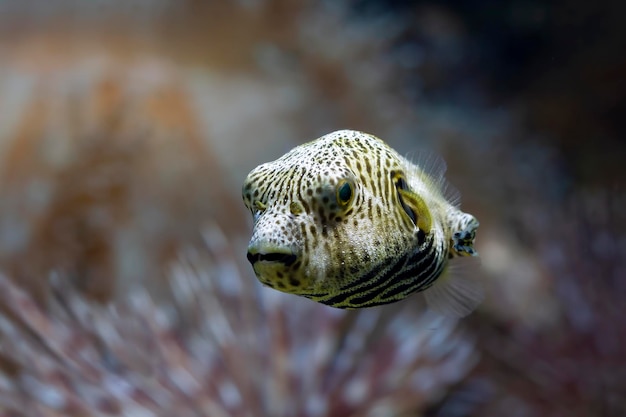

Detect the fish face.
[
  {"left": 242, "top": 130, "right": 432, "bottom": 300},
  {"left": 243, "top": 130, "right": 482, "bottom": 315}
]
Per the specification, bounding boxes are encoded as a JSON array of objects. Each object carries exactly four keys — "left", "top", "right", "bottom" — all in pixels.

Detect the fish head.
[{"left": 242, "top": 130, "right": 432, "bottom": 298}]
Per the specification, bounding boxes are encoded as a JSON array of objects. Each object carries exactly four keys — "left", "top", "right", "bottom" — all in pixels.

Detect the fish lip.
[
  {"left": 246, "top": 242, "right": 298, "bottom": 267},
  {"left": 247, "top": 251, "right": 297, "bottom": 266}
]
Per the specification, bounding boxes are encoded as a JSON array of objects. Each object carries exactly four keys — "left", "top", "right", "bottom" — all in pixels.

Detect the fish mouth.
[{"left": 246, "top": 248, "right": 297, "bottom": 267}]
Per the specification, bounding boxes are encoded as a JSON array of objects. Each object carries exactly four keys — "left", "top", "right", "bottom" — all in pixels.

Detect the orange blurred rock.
[{"left": 0, "top": 62, "right": 246, "bottom": 304}]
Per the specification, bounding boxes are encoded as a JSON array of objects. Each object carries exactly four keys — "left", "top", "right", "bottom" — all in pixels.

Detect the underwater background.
[{"left": 0, "top": 1, "right": 623, "bottom": 416}]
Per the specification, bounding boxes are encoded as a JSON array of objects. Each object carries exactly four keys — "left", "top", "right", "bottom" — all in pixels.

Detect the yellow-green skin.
[{"left": 243, "top": 130, "right": 478, "bottom": 308}]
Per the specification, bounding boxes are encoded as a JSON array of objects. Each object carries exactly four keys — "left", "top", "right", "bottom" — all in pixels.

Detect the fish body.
[{"left": 242, "top": 130, "right": 482, "bottom": 317}]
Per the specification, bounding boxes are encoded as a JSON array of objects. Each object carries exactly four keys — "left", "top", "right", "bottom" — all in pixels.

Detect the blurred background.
[{"left": 0, "top": 0, "right": 624, "bottom": 416}]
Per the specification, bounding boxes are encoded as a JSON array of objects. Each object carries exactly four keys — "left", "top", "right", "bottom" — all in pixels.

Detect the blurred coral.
[
  {"left": 0, "top": 225, "right": 477, "bottom": 416},
  {"left": 0, "top": 62, "right": 246, "bottom": 303}
]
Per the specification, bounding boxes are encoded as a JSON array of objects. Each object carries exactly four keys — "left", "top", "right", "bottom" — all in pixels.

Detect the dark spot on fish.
[
  {"left": 289, "top": 278, "right": 301, "bottom": 287},
  {"left": 318, "top": 207, "right": 327, "bottom": 224}
]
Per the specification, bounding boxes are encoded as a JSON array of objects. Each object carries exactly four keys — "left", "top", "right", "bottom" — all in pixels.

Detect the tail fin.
[
  {"left": 422, "top": 209, "right": 482, "bottom": 318},
  {"left": 449, "top": 211, "right": 479, "bottom": 257}
]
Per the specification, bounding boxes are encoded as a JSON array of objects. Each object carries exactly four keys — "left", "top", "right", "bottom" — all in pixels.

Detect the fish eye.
[{"left": 336, "top": 180, "right": 354, "bottom": 206}]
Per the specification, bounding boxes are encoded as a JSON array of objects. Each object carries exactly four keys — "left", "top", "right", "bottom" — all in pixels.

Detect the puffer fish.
[{"left": 242, "top": 130, "right": 483, "bottom": 317}]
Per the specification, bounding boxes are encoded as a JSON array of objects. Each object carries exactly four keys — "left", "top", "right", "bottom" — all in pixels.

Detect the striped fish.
[{"left": 243, "top": 130, "right": 483, "bottom": 317}]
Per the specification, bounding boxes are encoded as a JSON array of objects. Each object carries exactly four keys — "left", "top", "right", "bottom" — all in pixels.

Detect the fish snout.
[{"left": 246, "top": 241, "right": 307, "bottom": 292}]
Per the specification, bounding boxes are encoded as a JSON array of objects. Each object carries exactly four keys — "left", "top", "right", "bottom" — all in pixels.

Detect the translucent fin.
[
  {"left": 404, "top": 149, "right": 448, "bottom": 180},
  {"left": 423, "top": 257, "right": 484, "bottom": 318},
  {"left": 403, "top": 150, "right": 461, "bottom": 207}
]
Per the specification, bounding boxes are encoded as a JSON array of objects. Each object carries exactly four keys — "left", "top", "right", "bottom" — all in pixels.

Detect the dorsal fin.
[{"left": 403, "top": 149, "right": 461, "bottom": 207}]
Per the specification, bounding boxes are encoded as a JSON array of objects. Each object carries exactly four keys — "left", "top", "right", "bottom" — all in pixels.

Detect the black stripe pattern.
[{"left": 311, "top": 233, "right": 445, "bottom": 308}]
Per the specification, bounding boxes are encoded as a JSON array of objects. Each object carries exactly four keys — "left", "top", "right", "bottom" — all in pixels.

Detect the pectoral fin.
[{"left": 423, "top": 256, "right": 484, "bottom": 318}]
